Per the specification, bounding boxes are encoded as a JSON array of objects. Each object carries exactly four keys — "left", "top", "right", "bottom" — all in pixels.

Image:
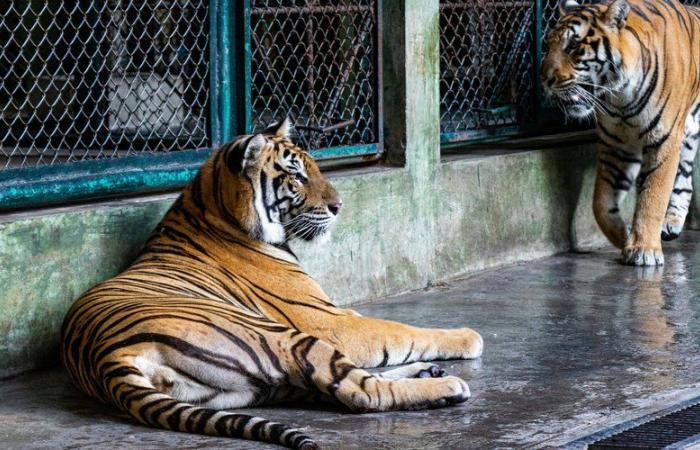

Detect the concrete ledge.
[{"left": 0, "top": 144, "right": 612, "bottom": 377}]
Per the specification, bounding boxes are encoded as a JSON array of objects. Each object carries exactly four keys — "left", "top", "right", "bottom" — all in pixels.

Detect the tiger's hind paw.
[
  {"left": 415, "top": 363, "right": 448, "bottom": 379},
  {"left": 661, "top": 214, "right": 684, "bottom": 241},
  {"left": 408, "top": 376, "right": 471, "bottom": 410},
  {"left": 377, "top": 362, "right": 447, "bottom": 380}
]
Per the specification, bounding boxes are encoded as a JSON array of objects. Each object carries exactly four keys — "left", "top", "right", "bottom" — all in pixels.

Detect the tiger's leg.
[
  {"left": 593, "top": 141, "right": 642, "bottom": 248},
  {"left": 263, "top": 364, "right": 449, "bottom": 406},
  {"left": 257, "top": 385, "right": 330, "bottom": 406},
  {"left": 662, "top": 113, "right": 699, "bottom": 241},
  {"left": 623, "top": 132, "right": 683, "bottom": 266},
  {"left": 280, "top": 331, "right": 470, "bottom": 412},
  {"left": 291, "top": 314, "right": 482, "bottom": 369},
  {"left": 122, "top": 305, "right": 464, "bottom": 413}
]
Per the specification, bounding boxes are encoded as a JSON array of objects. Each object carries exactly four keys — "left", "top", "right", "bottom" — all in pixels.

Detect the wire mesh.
[
  {"left": 248, "top": 0, "right": 380, "bottom": 153},
  {"left": 0, "top": 0, "right": 210, "bottom": 169},
  {"left": 439, "top": 0, "right": 536, "bottom": 143}
]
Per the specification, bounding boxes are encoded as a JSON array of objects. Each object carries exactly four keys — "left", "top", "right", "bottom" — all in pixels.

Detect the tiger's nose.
[{"left": 328, "top": 200, "right": 343, "bottom": 216}]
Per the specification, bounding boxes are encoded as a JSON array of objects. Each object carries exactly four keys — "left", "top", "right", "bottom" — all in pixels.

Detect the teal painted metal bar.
[
  {"left": 0, "top": 141, "right": 378, "bottom": 211},
  {"left": 211, "top": 0, "right": 237, "bottom": 144},
  {"left": 441, "top": 126, "right": 523, "bottom": 147},
  {"left": 219, "top": 0, "right": 235, "bottom": 143},
  {"left": 209, "top": 0, "right": 222, "bottom": 145},
  {"left": 241, "top": 0, "right": 253, "bottom": 134},
  {"left": 308, "top": 143, "right": 380, "bottom": 160},
  {"left": 0, "top": 150, "right": 211, "bottom": 211}
]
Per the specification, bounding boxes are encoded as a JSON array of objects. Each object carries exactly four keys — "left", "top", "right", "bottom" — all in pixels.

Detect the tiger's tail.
[{"left": 103, "top": 363, "right": 318, "bottom": 450}]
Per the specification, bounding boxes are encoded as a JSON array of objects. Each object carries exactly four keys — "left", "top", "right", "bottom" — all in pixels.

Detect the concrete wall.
[
  {"left": 0, "top": 0, "right": 697, "bottom": 378},
  {"left": 0, "top": 145, "right": 606, "bottom": 378},
  {"left": 691, "top": 164, "right": 700, "bottom": 230}
]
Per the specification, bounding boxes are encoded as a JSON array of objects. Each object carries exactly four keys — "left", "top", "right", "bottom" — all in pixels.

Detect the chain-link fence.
[
  {"left": 440, "top": 0, "right": 700, "bottom": 145},
  {"left": 0, "top": 0, "right": 210, "bottom": 169},
  {"left": 440, "top": 0, "right": 536, "bottom": 144},
  {"left": 248, "top": 0, "right": 381, "bottom": 155}
]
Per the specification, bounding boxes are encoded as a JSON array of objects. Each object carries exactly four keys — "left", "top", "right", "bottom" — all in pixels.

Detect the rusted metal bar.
[
  {"left": 439, "top": 1, "right": 534, "bottom": 10},
  {"left": 296, "top": 118, "right": 355, "bottom": 134},
  {"left": 322, "top": 11, "right": 374, "bottom": 127}
]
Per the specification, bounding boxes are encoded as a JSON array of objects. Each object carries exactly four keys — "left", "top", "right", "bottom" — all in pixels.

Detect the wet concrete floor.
[{"left": 2, "top": 232, "right": 700, "bottom": 449}]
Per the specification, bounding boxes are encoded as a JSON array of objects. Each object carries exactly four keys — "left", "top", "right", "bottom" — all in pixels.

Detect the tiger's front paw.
[
  {"left": 661, "top": 213, "right": 684, "bottom": 241},
  {"left": 456, "top": 328, "right": 484, "bottom": 359},
  {"left": 621, "top": 246, "right": 664, "bottom": 266}
]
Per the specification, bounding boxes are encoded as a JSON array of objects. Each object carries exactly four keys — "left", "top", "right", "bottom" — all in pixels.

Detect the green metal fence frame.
[{"left": 0, "top": 0, "right": 383, "bottom": 211}]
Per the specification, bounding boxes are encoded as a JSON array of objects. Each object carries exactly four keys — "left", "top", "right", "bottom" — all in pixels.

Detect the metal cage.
[
  {"left": 0, "top": 0, "right": 383, "bottom": 210},
  {"left": 243, "top": 0, "right": 383, "bottom": 160},
  {"left": 440, "top": 0, "right": 536, "bottom": 144},
  {"left": 439, "top": 0, "right": 572, "bottom": 145},
  {"left": 0, "top": 0, "right": 211, "bottom": 169}
]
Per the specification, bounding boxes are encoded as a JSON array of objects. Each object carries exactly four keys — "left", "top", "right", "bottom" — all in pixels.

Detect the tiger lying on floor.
[
  {"left": 542, "top": 0, "right": 699, "bottom": 266},
  {"left": 60, "top": 119, "right": 483, "bottom": 450}
]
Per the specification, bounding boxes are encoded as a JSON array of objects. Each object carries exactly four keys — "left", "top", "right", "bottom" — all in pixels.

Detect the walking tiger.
[{"left": 542, "top": 0, "right": 699, "bottom": 265}]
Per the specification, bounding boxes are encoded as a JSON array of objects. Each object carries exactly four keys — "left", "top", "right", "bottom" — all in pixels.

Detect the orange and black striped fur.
[
  {"left": 60, "top": 119, "right": 483, "bottom": 449},
  {"left": 542, "top": 0, "right": 700, "bottom": 265}
]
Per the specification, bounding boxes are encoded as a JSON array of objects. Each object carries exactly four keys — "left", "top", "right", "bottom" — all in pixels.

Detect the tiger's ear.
[
  {"left": 605, "top": 0, "right": 630, "bottom": 29},
  {"left": 242, "top": 134, "right": 266, "bottom": 169},
  {"left": 559, "top": 0, "right": 581, "bottom": 15},
  {"left": 259, "top": 117, "right": 292, "bottom": 138},
  {"left": 274, "top": 117, "right": 292, "bottom": 138},
  {"left": 225, "top": 134, "right": 266, "bottom": 173}
]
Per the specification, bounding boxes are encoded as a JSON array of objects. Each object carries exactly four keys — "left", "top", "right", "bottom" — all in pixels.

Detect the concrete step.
[{"left": 2, "top": 233, "right": 699, "bottom": 449}]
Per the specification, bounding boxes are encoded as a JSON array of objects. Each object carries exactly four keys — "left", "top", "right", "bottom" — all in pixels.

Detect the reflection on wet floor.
[{"left": 1, "top": 233, "right": 699, "bottom": 449}]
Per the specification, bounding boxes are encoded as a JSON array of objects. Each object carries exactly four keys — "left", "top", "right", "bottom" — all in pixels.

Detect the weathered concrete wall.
[
  {"left": 690, "top": 164, "right": 700, "bottom": 229},
  {"left": 0, "top": 145, "right": 606, "bottom": 378},
  {"left": 435, "top": 147, "right": 603, "bottom": 279},
  {"left": 0, "top": 198, "right": 171, "bottom": 377}
]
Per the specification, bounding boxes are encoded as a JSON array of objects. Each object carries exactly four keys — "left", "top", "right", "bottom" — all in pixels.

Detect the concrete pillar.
[
  {"left": 382, "top": 0, "right": 441, "bottom": 283},
  {"left": 382, "top": 0, "right": 441, "bottom": 174}
]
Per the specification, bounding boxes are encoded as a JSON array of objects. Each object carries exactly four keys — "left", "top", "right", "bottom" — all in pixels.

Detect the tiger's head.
[
  {"left": 541, "top": 0, "right": 631, "bottom": 119},
  {"left": 218, "top": 118, "right": 342, "bottom": 244}
]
